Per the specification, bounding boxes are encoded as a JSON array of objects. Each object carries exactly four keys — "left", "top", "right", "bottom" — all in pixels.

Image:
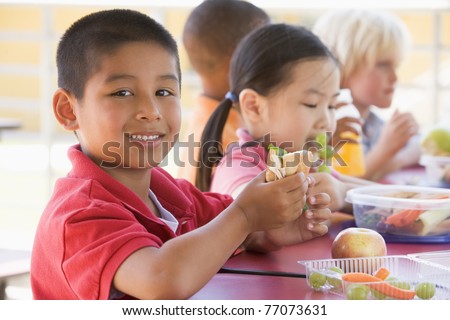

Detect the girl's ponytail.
[{"left": 196, "top": 95, "right": 234, "bottom": 191}]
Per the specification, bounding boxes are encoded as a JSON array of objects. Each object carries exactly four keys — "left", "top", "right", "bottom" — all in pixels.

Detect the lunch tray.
[{"left": 299, "top": 255, "right": 450, "bottom": 299}]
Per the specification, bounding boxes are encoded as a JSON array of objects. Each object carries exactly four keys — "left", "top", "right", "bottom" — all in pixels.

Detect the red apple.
[{"left": 331, "top": 227, "right": 387, "bottom": 259}]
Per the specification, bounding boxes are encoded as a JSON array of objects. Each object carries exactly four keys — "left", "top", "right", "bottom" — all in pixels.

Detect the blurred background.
[{"left": 1, "top": 0, "right": 450, "bottom": 299}]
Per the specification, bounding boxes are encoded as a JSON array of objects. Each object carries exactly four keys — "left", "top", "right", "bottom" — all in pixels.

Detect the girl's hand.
[
  {"left": 309, "top": 172, "right": 349, "bottom": 212},
  {"left": 259, "top": 192, "right": 332, "bottom": 248},
  {"left": 232, "top": 170, "right": 308, "bottom": 233}
]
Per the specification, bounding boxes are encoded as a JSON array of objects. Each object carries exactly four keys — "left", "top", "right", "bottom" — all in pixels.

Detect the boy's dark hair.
[
  {"left": 57, "top": 9, "right": 181, "bottom": 99},
  {"left": 183, "top": 0, "right": 270, "bottom": 75},
  {"left": 196, "top": 23, "right": 338, "bottom": 191}
]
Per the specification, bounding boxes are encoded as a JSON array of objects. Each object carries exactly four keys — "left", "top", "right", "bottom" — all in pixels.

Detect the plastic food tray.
[
  {"left": 346, "top": 185, "right": 450, "bottom": 238},
  {"left": 408, "top": 250, "right": 450, "bottom": 270},
  {"left": 299, "top": 255, "right": 450, "bottom": 300},
  {"left": 419, "top": 155, "right": 450, "bottom": 188}
]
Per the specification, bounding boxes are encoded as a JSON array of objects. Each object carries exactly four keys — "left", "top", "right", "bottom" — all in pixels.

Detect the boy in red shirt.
[{"left": 31, "top": 9, "right": 331, "bottom": 299}]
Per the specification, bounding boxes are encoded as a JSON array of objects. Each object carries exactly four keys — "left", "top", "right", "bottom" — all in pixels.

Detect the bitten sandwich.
[{"left": 265, "top": 145, "right": 312, "bottom": 182}]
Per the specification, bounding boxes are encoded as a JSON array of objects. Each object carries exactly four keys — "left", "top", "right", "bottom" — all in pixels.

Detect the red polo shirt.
[{"left": 31, "top": 145, "right": 233, "bottom": 299}]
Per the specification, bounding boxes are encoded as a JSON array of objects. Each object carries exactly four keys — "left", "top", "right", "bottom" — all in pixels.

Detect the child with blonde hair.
[
  {"left": 31, "top": 9, "right": 331, "bottom": 300},
  {"left": 197, "top": 23, "right": 371, "bottom": 212},
  {"left": 313, "top": 9, "right": 420, "bottom": 181}
]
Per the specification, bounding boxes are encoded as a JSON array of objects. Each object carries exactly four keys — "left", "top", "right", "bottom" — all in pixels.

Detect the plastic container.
[
  {"left": 332, "top": 89, "right": 366, "bottom": 176},
  {"left": 299, "top": 256, "right": 450, "bottom": 299},
  {"left": 408, "top": 250, "right": 450, "bottom": 270},
  {"left": 346, "top": 185, "right": 450, "bottom": 237},
  {"left": 419, "top": 155, "right": 450, "bottom": 188}
]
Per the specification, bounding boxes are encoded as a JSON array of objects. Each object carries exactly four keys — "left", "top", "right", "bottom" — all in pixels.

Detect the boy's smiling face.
[{"left": 70, "top": 41, "right": 181, "bottom": 169}]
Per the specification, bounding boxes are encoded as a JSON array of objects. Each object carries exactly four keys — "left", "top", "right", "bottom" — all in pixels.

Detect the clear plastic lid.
[
  {"left": 346, "top": 185, "right": 450, "bottom": 210},
  {"left": 408, "top": 250, "right": 450, "bottom": 268}
]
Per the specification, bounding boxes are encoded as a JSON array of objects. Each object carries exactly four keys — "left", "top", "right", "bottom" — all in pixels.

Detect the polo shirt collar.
[{"left": 67, "top": 144, "right": 194, "bottom": 221}]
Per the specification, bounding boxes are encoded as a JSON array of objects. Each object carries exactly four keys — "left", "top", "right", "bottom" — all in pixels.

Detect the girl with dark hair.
[{"left": 198, "top": 23, "right": 372, "bottom": 211}]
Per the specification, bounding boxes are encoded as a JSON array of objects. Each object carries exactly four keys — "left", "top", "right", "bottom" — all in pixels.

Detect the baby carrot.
[
  {"left": 369, "top": 282, "right": 415, "bottom": 300},
  {"left": 385, "top": 209, "right": 423, "bottom": 227},
  {"left": 342, "top": 272, "right": 415, "bottom": 300},
  {"left": 386, "top": 194, "right": 450, "bottom": 227},
  {"left": 373, "top": 267, "right": 390, "bottom": 280},
  {"left": 342, "top": 272, "right": 382, "bottom": 283}
]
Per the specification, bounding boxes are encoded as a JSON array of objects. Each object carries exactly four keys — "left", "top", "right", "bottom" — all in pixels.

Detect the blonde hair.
[{"left": 313, "top": 10, "right": 410, "bottom": 85}]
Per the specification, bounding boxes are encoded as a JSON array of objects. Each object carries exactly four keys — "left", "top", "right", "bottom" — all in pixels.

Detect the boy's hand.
[
  {"left": 332, "top": 117, "right": 363, "bottom": 146},
  {"left": 233, "top": 170, "right": 308, "bottom": 233},
  {"left": 377, "top": 110, "right": 418, "bottom": 156}
]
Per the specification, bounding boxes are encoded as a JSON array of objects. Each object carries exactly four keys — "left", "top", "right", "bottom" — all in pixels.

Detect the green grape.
[
  {"left": 386, "top": 276, "right": 398, "bottom": 282},
  {"left": 415, "top": 282, "right": 436, "bottom": 300},
  {"left": 318, "top": 145, "right": 327, "bottom": 159},
  {"left": 327, "top": 267, "right": 344, "bottom": 289},
  {"left": 309, "top": 272, "right": 327, "bottom": 289},
  {"left": 318, "top": 164, "right": 331, "bottom": 173},
  {"left": 370, "top": 288, "right": 386, "bottom": 300},
  {"left": 268, "top": 144, "right": 286, "bottom": 157},
  {"left": 385, "top": 277, "right": 411, "bottom": 299},
  {"left": 315, "top": 132, "right": 327, "bottom": 148},
  {"left": 319, "top": 144, "right": 334, "bottom": 161},
  {"left": 328, "top": 266, "right": 344, "bottom": 274},
  {"left": 390, "top": 281, "right": 411, "bottom": 290},
  {"left": 346, "top": 284, "right": 369, "bottom": 300},
  {"left": 327, "top": 145, "right": 334, "bottom": 159}
]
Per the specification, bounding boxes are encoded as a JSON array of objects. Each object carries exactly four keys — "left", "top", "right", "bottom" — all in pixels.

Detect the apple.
[
  {"left": 331, "top": 227, "right": 387, "bottom": 259},
  {"left": 421, "top": 128, "right": 450, "bottom": 156}
]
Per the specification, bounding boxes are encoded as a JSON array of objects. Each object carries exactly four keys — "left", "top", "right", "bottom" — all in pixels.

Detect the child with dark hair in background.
[
  {"left": 30, "top": 9, "right": 331, "bottom": 300},
  {"left": 177, "top": 0, "right": 270, "bottom": 184}
]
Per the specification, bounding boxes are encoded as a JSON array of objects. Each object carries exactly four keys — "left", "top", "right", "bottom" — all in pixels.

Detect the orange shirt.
[{"left": 176, "top": 95, "right": 242, "bottom": 184}]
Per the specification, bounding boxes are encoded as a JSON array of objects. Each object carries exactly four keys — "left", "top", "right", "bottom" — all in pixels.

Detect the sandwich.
[{"left": 265, "top": 145, "right": 312, "bottom": 182}]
